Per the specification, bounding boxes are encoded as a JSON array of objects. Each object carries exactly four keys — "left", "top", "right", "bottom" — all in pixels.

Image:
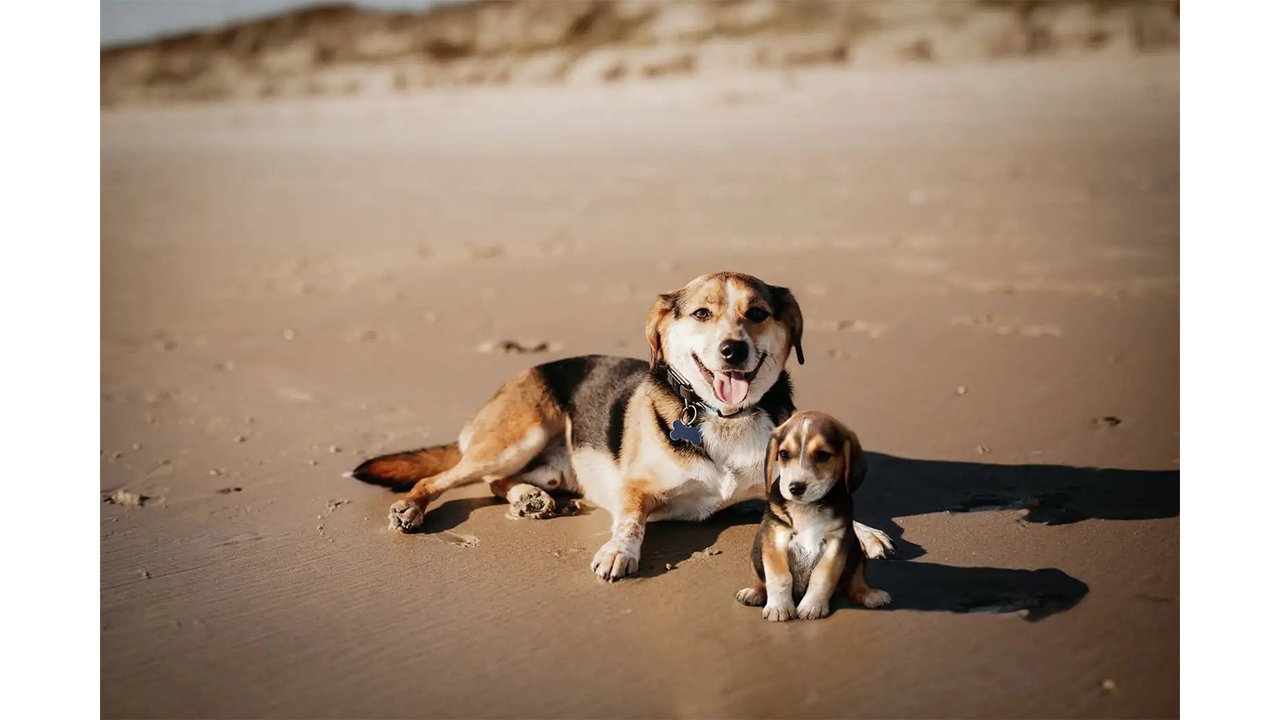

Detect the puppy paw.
[
  {"left": 855, "top": 588, "right": 893, "bottom": 609},
  {"left": 736, "top": 586, "right": 766, "bottom": 606},
  {"left": 591, "top": 541, "right": 640, "bottom": 582},
  {"left": 856, "top": 523, "right": 896, "bottom": 560},
  {"left": 796, "top": 598, "right": 831, "bottom": 620},
  {"left": 762, "top": 603, "right": 797, "bottom": 622},
  {"left": 507, "top": 488, "right": 557, "bottom": 519},
  {"left": 388, "top": 500, "right": 424, "bottom": 533}
]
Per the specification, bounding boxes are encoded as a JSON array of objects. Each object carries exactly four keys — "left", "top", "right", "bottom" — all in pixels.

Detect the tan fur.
[
  {"left": 645, "top": 292, "right": 678, "bottom": 366},
  {"left": 349, "top": 443, "right": 461, "bottom": 489},
  {"left": 385, "top": 369, "right": 566, "bottom": 531},
  {"left": 771, "top": 285, "right": 804, "bottom": 365},
  {"left": 840, "top": 437, "right": 853, "bottom": 493},
  {"left": 761, "top": 528, "right": 792, "bottom": 585},
  {"left": 589, "top": 482, "right": 663, "bottom": 581},
  {"left": 763, "top": 433, "right": 780, "bottom": 493},
  {"left": 847, "top": 559, "right": 890, "bottom": 608},
  {"left": 759, "top": 526, "right": 796, "bottom": 621},
  {"left": 629, "top": 389, "right": 698, "bottom": 470},
  {"left": 736, "top": 578, "right": 766, "bottom": 607}
]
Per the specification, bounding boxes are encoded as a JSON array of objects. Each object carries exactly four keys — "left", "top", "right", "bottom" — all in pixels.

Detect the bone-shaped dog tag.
[{"left": 670, "top": 420, "right": 703, "bottom": 446}]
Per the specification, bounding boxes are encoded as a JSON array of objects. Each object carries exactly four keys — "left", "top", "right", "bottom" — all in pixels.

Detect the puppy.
[{"left": 736, "top": 411, "right": 892, "bottom": 621}]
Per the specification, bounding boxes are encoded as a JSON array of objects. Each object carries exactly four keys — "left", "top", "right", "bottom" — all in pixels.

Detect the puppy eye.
[
  {"left": 777, "top": 449, "right": 791, "bottom": 461},
  {"left": 691, "top": 308, "right": 712, "bottom": 321},
  {"left": 745, "top": 307, "right": 769, "bottom": 323},
  {"left": 813, "top": 451, "right": 832, "bottom": 463}
]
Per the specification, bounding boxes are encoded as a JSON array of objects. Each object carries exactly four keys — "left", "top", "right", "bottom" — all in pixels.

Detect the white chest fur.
[
  {"left": 654, "top": 412, "right": 774, "bottom": 521},
  {"left": 790, "top": 521, "right": 829, "bottom": 564},
  {"left": 785, "top": 504, "right": 844, "bottom": 593},
  {"left": 783, "top": 502, "right": 844, "bottom": 568},
  {"left": 701, "top": 412, "right": 775, "bottom": 497}
]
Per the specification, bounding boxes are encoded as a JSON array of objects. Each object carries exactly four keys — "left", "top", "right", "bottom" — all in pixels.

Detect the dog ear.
[
  {"left": 645, "top": 292, "right": 678, "bottom": 367},
  {"left": 843, "top": 434, "right": 867, "bottom": 493},
  {"left": 769, "top": 285, "right": 805, "bottom": 365},
  {"left": 764, "top": 430, "right": 781, "bottom": 494}
]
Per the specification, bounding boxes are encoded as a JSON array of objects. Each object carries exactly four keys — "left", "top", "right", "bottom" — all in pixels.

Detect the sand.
[{"left": 101, "top": 53, "right": 1179, "bottom": 718}]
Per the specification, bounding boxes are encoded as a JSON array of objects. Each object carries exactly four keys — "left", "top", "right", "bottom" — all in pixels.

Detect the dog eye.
[
  {"left": 691, "top": 308, "right": 712, "bottom": 321},
  {"left": 777, "top": 449, "right": 791, "bottom": 461},
  {"left": 813, "top": 451, "right": 832, "bottom": 463},
  {"left": 745, "top": 307, "right": 769, "bottom": 323}
]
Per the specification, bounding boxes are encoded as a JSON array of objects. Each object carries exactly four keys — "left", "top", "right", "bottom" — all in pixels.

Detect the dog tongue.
[{"left": 713, "top": 372, "right": 749, "bottom": 406}]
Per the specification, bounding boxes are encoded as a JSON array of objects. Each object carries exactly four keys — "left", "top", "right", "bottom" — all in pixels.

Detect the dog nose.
[
  {"left": 719, "top": 340, "right": 749, "bottom": 365},
  {"left": 788, "top": 482, "right": 807, "bottom": 496}
]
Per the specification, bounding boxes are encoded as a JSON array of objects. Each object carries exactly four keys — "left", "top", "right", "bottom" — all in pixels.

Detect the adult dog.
[{"left": 350, "top": 272, "right": 893, "bottom": 580}]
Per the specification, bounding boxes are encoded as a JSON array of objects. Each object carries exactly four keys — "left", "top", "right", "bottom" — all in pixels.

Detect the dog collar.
[{"left": 658, "top": 363, "right": 752, "bottom": 446}]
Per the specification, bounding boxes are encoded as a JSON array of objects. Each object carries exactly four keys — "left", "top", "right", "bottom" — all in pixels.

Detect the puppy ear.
[
  {"left": 764, "top": 430, "right": 781, "bottom": 494},
  {"left": 843, "top": 434, "right": 867, "bottom": 493},
  {"left": 645, "top": 292, "right": 678, "bottom": 367},
  {"left": 769, "top": 285, "right": 805, "bottom": 365}
]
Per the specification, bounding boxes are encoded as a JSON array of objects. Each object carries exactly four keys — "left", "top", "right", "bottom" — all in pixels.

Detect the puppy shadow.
[
  {"left": 854, "top": 562, "right": 1089, "bottom": 622},
  {"left": 857, "top": 452, "right": 1180, "bottom": 561},
  {"left": 645, "top": 504, "right": 1089, "bottom": 621}
]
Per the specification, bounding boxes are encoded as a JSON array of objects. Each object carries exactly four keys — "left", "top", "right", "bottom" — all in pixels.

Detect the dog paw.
[
  {"left": 507, "top": 488, "right": 557, "bottom": 519},
  {"left": 856, "top": 588, "right": 893, "bottom": 609},
  {"left": 796, "top": 598, "right": 831, "bottom": 620},
  {"left": 855, "top": 523, "right": 895, "bottom": 560},
  {"left": 762, "top": 602, "right": 796, "bottom": 622},
  {"left": 736, "top": 587, "right": 766, "bottom": 606},
  {"left": 591, "top": 541, "right": 640, "bottom": 582},
  {"left": 388, "top": 500, "right": 424, "bottom": 533}
]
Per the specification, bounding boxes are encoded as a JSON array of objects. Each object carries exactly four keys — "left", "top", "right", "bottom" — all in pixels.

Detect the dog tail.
[{"left": 347, "top": 443, "right": 462, "bottom": 490}]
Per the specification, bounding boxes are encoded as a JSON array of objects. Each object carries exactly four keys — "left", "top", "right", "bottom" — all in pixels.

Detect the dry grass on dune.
[{"left": 101, "top": 0, "right": 1179, "bottom": 105}]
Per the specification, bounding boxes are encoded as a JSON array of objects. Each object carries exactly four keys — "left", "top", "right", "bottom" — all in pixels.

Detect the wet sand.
[{"left": 101, "top": 54, "right": 1179, "bottom": 718}]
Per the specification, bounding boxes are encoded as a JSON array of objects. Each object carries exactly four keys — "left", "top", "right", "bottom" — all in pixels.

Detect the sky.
[{"left": 101, "top": 0, "right": 439, "bottom": 47}]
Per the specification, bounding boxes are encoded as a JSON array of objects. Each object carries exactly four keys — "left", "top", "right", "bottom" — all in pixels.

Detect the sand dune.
[{"left": 101, "top": 0, "right": 1179, "bottom": 104}]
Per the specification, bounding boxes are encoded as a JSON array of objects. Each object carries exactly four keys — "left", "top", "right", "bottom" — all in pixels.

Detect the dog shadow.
[
  {"left": 418, "top": 492, "right": 595, "bottom": 535},
  {"left": 419, "top": 497, "right": 498, "bottom": 535},
  {"left": 635, "top": 502, "right": 764, "bottom": 578},
  {"left": 636, "top": 452, "right": 1178, "bottom": 621},
  {"left": 857, "top": 452, "right": 1180, "bottom": 561}
]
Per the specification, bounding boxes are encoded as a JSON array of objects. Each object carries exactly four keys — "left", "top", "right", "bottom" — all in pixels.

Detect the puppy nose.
[
  {"left": 788, "top": 482, "right": 807, "bottom": 496},
  {"left": 719, "top": 339, "right": 749, "bottom": 364}
]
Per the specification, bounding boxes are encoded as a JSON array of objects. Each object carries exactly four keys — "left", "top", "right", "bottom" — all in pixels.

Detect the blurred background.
[
  {"left": 101, "top": 2, "right": 1180, "bottom": 718},
  {"left": 102, "top": 0, "right": 1178, "bottom": 103}
]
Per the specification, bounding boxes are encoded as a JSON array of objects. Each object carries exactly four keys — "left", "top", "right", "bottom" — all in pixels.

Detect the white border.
[
  {"left": 7, "top": 0, "right": 1275, "bottom": 717},
  {"left": 0, "top": 1, "right": 101, "bottom": 718},
  {"left": 1183, "top": 1, "right": 1280, "bottom": 718}
]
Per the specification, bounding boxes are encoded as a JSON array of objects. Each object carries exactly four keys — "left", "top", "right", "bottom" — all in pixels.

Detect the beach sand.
[{"left": 101, "top": 53, "right": 1179, "bottom": 718}]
